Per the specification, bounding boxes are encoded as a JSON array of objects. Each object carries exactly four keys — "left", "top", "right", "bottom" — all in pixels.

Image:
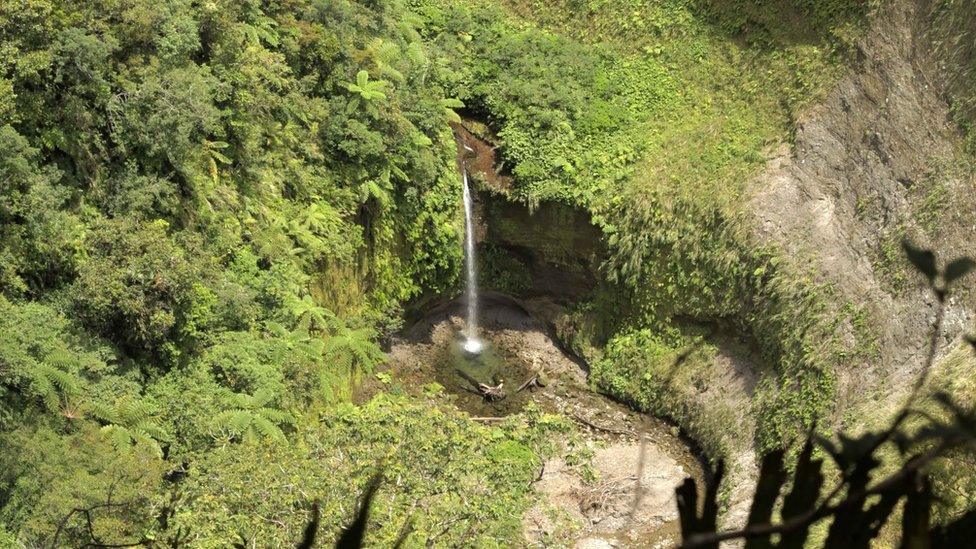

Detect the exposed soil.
[
  {"left": 747, "top": 0, "right": 976, "bottom": 431},
  {"left": 454, "top": 119, "right": 514, "bottom": 192},
  {"left": 384, "top": 293, "right": 704, "bottom": 547}
]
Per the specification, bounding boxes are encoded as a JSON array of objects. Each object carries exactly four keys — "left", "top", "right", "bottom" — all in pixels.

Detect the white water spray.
[{"left": 461, "top": 168, "right": 483, "bottom": 354}]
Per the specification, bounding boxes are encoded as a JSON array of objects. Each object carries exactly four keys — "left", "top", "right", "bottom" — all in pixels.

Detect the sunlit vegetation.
[
  {"left": 409, "top": 0, "right": 876, "bottom": 459},
  {"left": 0, "top": 0, "right": 471, "bottom": 543},
  {"left": 3, "top": 0, "right": 975, "bottom": 546}
]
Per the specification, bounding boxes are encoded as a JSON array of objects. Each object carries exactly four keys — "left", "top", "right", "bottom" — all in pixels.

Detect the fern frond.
[
  {"left": 406, "top": 42, "right": 426, "bottom": 65},
  {"left": 117, "top": 397, "right": 150, "bottom": 423},
  {"left": 259, "top": 408, "right": 292, "bottom": 425},
  {"left": 43, "top": 350, "right": 78, "bottom": 371},
  {"left": 266, "top": 321, "right": 288, "bottom": 337},
  {"left": 41, "top": 365, "right": 79, "bottom": 395},
  {"left": 88, "top": 401, "right": 120, "bottom": 424},
  {"left": 224, "top": 391, "right": 250, "bottom": 409},
  {"left": 30, "top": 373, "right": 58, "bottom": 411},
  {"left": 101, "top": 425, "right": 133, "bottom": 454},
  {"left": 229, "top": 411, "right": 252, "bottom": 434},
  {"left": 249, "top": 388, "right": 275, "bottom": 409},
  {"left": 134, "top": 420, "right": 171, "bottom": 443},
  {"left": 251, "top": 415, "right": 285, "bottom": 441},
  {"left": 131, "top": 432, "right": 164, "bottom": 458}
]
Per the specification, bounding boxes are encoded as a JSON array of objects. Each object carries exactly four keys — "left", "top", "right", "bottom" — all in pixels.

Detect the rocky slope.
[{"left": 748, "top": 0, "right": 976, "bottom": 431}]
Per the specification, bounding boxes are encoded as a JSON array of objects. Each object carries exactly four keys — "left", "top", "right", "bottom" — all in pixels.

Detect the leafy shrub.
[{"left": 167, "top": 396, "right": 563, "bottom": 547}]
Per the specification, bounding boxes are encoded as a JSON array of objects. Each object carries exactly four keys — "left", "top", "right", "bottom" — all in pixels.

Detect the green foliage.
[
  {"left": 167, "top": 395, "right": 563, "bottom": 547},
  {"left": 144, "top": 364, "right": 227, "bottom": 459},
  {"left": 592, "top": 187, "right": 861, "bottom": 454},
  {"left": 1, "top": 0, "right": 468, "bottom": 329},
  {"left": 0, "top": 0, "right": 473, "bottom": 540},
  {"left": 89, "top": 396, "right": 171, "bottom": 457},
  {"left": 0, "top": 125, "right": 81, "bottom": 296},
  {"left": 590, "top": 328, "right": 735, "bottom": 460},
  {"left": 0, "top": 424, "right": 166, "bottom": 548},
  {"left": 324, "top": 326, "right": 385, "bottom": 373},
  {"left": 411, "top": 0, "right": 862, "bottom": 206},
  {"left": 69, "top": 218, "right": 213, "bottom": 362},
  {"left": 319, "top": 324, "right": 385, "bottom": 404},
  {"left": 0, "top": 296, "right": 110, "bottom": 420},
  {"left": 211, "top": 388, "right": 292, "bottom": 443},
  {"left": 874, "top": 225, "right": 912, "bottom": 293},
  {"left": 0, "top": 524, "right": 14, "bottom": 547}
]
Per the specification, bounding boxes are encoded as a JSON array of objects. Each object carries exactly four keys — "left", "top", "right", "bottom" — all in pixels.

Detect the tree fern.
[
  {"left": 287, "top": 295, "right": 338, "bottom": 333},
  {"left": 31, "top": 353, "right": 82, "bottom": 412},
  {"left": 212, "top": 388, "right": 292, "bottom": 443},
  {"left": 266, "top": 322, "right": 325, "bottom": 357},
  {"left": 318, "top": 325, "right": 385, "bottom": 404},
  {"left": 0, "top": 300, "right": 94, "bottom": 414},
  {"left": 323, "top": 326, "right": 384, "bottom": 375},
  {"left": 89, "top": 396, "right": 171, "bottom": 457}
]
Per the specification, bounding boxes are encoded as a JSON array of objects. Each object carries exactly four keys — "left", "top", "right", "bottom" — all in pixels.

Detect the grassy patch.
[
  {"left": 589, "top": 328, "right": 731, "bottom": 458},
  {"left": 930, "top": 0, "right": 976, "bottom": 153},
  {"left": 415, "top": 0, "right": 867, "bottom": 207}
]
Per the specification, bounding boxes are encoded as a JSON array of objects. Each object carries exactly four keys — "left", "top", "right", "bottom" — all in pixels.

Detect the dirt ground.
[{"left": 384, "top": 293, "right": 704, "bottom": 547}]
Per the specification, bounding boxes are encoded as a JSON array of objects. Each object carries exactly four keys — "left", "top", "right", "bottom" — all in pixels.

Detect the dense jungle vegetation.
[{"left": 3, "top": 0, "right": 976, "bottom": 546}]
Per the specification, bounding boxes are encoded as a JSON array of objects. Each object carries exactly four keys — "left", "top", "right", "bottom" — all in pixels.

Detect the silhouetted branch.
[
  {"left": 336, "top": 472, "right": 383, "bottom": 549},
  {"left": 296, "top": 501, "right": 320, "bottom": 549},
  {"left": 678, "top": 244, "right": 976, "bottom": 548},
  {"left": 51, "top": 502, "right": 147, "bottom": 549}
]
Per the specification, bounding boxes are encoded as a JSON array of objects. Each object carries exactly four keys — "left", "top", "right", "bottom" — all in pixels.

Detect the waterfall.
[{"left": 461, "top": 168, "right": 483, "bottom": 354}]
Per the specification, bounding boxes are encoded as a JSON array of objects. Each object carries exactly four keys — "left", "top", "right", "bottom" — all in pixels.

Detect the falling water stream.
[{"left": 461, "top": 167, "right": 483, "bottom": 354}]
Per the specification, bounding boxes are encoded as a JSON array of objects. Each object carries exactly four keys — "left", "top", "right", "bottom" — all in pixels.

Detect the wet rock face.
[
  {"left": 453, "top": 120, "right": 513, "bottom": 192},
  {"left": 454, "top": 117, "right": 606, "bottom": 302},
  {"left": 480, "top": 195, "right": 605, "bottom": 300}
]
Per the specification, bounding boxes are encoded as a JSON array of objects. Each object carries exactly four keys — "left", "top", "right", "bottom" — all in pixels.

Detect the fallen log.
[
  {"left": 516, "top": 375, "right": 539, "bottom": 394},
  {"left": 456, "top": 369, "right": 506, "bottom": 402}
]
